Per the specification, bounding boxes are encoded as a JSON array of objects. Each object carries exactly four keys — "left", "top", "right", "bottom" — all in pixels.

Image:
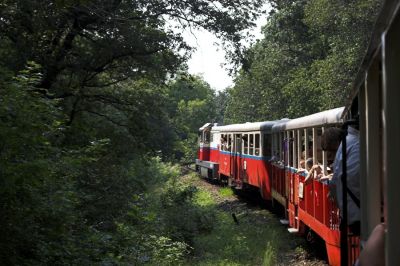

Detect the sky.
[{"left": 183, "top": 15, "right": 268, "bottom": 92}]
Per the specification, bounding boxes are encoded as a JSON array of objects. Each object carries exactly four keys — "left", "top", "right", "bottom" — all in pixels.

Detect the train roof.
[
  {"left": 199, "top": 123, "right": 212, "bottom": 131},
  {"left": 272, "top": 107, "right": 344, "bottom": 132},
  {"left": 212, "top": 120, "right": 282, "bottom": 133},
  {"left": 343, "top": 1, "right": 400, "bottom": 117}
]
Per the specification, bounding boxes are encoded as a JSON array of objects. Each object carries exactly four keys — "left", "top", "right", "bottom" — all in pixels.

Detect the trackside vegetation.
[
  {"left": 184, "top": 173, "right": 323, "bottom": 266},
  {"left": 0, "top": 0, "right": 264, "bottom": 264}
]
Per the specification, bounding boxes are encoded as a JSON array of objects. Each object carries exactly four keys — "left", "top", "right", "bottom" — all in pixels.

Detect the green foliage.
[
  {"left": 194, "top": 189, "right": 216, "bottom": 207},
  {"left": 214, "top": 90, "right": 229, "bottom": 124},
  {"left": 225, "top": 0, "right": 381, "bottom": 122},
  {"left": 188, "top": 210, "right": 284, "bottom": 266},
  {"left": 167, "top": 74, "right": 218, "bottom": 162},
  {"left": 0, "top": 63, "right": 213, "bottom": 264},
  {"left": 158, "top": 176, "right": 216, "bottom": 244},
  {"left": 102, "top": 162, "right": 217, "bottom": 265},
  {"left": 219, "top": 187, "right": 234, "bottom": 197},
  {"left": 0, "top": 64, "right": 71, "bottom": 264},
  {"left": 0, "top": 0, "right": 264, "bottom": 92},
  {"left": 262, "top": 236, "right": 278, "bottom": 266},
  {"left": 2, "top": 0, "right": 253, "bottom": 260}
]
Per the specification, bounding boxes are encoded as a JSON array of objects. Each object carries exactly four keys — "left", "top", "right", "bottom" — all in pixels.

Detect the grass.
[
  {"left": 181, "top": 174, "right": 308, "bottom": 266},
  {"left": 184, "top": 183, "right": 294, "bottom": 266},
  {"left": 194, "top": 189, "right": 216, "bottom": 207},
  {"left": 219, "top": 187, "right": 234, "bottom": 197},
  {"left": 188, "top": 209, "right": 286, "bottom": 266}
]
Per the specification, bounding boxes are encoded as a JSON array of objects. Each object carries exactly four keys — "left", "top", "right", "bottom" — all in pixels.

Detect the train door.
[
  {"left": 260, "top": 133, "right": 272, "bottom": 199},
  {"left": 230, "top": 133, "right": 242, "bottom": 187},
  {"left": 202, "top": 129, "right": 211, "bottom": 161},
  {"left": 242, "top": 133, "right": 249, "bottom": 185}
]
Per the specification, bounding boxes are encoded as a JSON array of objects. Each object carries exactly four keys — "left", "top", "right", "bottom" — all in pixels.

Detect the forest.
[{"left": 0, "top": 0, "right": 380, "bottom": 265}]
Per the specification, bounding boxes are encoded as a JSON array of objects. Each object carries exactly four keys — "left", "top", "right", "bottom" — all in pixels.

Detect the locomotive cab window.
[
  {"left": 204, "top": 130, "right": 210, "bottom": 144},
  {"left": 220, "top": 134, "right": 226, "bottom": 151}
]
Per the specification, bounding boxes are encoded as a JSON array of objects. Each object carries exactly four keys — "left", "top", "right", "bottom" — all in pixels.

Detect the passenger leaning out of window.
[{"left": 322, "top": 126, "right": 361, "bottom": 236}]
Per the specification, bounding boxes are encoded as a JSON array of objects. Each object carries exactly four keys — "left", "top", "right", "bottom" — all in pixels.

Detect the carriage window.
[
  {"left": 300, "top": 132, "right": 305, "bottom": 160},
  {"left": 243, "top": 134, "right": 248, "bottom": 154},
  {"left": 305, "top": 128, "right": 313, "bottom": 160},
  {"left": 263, "top": 134, "right": 272, "bottom": 157},
  {"left": 249, "top": 134, "right": 254, "bottom": 155},
  {"left": 316, "top": 128, "right": 323, "bottom": 165},
  {"left": 310, "top": 128, "right": 323, "bottom": 165},
  {"left": 288, "top": 131, "right": 293, "bottom": 167},
  {"left": 235, "top": 134, "right": 242, "bottom": 153},
  {"left": 210, "top": 133, "right": 214, "bottom": 143},
  {"left": 270, "top": 133, "right": 275, "bottom": 158},
  {"left": 292, "top": 130, "right": 297, "bottom": 168},
  {"left": 227, "top": 134, "right": 232, "bottom": 152},
  {"left": 255, "top": 134, "right": 260, "bottom": 156},
  {"left": 279, "top": 132, "right": 284, "bottom": 161},
  {"left": 298, "top": 130, "right": 304, "bottom": 167}
]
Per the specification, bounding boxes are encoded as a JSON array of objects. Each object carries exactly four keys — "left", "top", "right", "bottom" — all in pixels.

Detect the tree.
[
  {"left": 0, "top": 0, "right": 267, "bottom": 263},
  {"left": 214, "top": 89, "right": 229, "bottom": 124},
  {"left": 225, "top": 0, "right": 381, "bottom": 121},
  {"left": 166, "top": 74, "right": 217, "bottom": 161}
]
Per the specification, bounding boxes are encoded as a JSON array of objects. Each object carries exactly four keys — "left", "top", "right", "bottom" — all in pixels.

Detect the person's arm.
[
  {"left": 319, "top": 173, "right": 333, "bottom": 181},
  {"left": 297, "top": 168, "right": 306, "bottom": 174},
  {"left": 358, "top": 223, "right": 385, "bottom": 266},
  {"left": 304, "top": 168, "right": 315, "bottom": 184},
  {"left": 305, "top": 165, "right": 323, "bottom": 184}
]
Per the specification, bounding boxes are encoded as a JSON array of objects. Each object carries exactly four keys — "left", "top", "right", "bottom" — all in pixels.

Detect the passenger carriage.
[
  {"left": 270, "top": 107, "right": 356, "bottom": 265},
  {"left": 216, "top": 121, "right": 277, "bottom": 198},
  {"left": 197, "top": 121, "right": 280, "bottom": 199}
]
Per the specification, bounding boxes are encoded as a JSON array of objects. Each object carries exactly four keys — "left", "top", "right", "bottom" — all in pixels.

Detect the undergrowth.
[{"left": 219, "top": 187, "right": 234, "bottom": 197}]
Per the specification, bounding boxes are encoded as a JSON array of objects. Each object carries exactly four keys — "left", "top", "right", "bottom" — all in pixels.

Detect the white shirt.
[{"left": 331, "top": 127, "right": 360, "bottom": 224}]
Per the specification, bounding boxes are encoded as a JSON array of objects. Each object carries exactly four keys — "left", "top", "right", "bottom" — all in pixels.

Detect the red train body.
[{"left": 197, "top": 121, "right": 277, "bottom": 200}]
